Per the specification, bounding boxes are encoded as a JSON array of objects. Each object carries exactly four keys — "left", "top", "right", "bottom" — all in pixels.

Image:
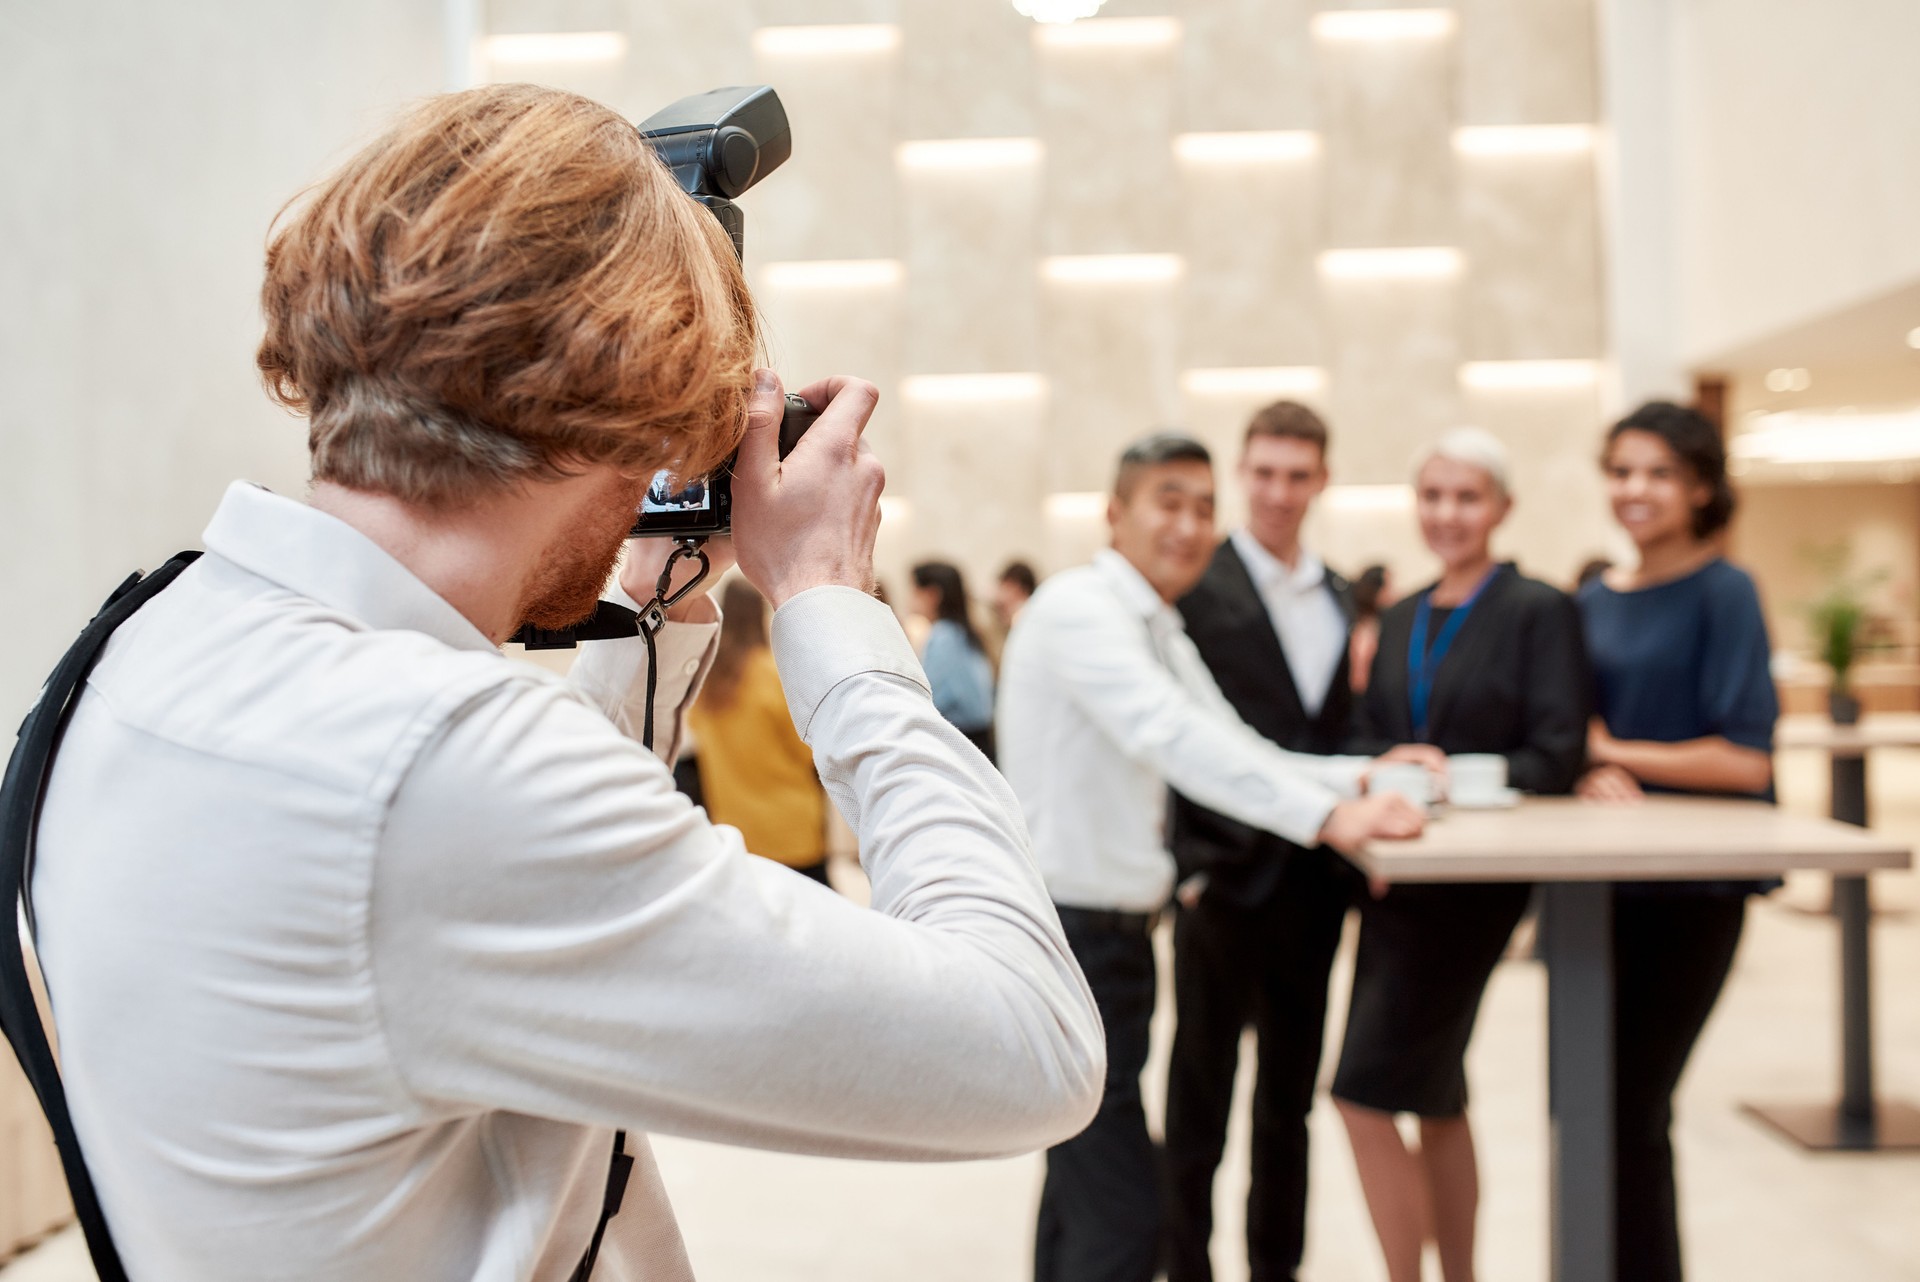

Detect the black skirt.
[{"left": 1331, "top": 881, "right": 1532, "bottom": 1118}]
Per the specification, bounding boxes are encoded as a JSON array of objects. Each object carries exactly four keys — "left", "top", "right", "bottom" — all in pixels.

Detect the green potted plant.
[{"left": 1801, "top": 543, "right": 1886, "bottom": 725}]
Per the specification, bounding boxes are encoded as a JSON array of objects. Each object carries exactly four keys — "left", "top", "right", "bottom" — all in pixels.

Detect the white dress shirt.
[
  {"left": 1227, "top": 529, "right": 1349, "bottom": 717},
  {"left": 995, "top": 550, "right": 1368, "bottom": 913},
  {"left": 31, "top": 482, "right": 1102, "bottom": 1282}
]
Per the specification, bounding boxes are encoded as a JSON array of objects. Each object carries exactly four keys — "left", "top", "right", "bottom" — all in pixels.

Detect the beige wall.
[
  {"left": 0, "top": 3, "right": 446, "bottom": 726},
  {"left": 1731, "top": 482, "right": 1920, "bottom": 655},
  {"left": 1673, "top": 0, "right": 1920, "bottom": 364}
]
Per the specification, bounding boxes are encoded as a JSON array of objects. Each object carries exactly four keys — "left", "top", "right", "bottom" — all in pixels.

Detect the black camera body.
[{"left": 629, "top": 86, "right": 818, "bottom": 539}]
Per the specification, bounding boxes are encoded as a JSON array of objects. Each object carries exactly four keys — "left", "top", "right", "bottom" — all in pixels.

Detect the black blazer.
[
  {"left": 1355, "top": 564, "right": 1589, "bottom": 794},
  {"left": 1169, "top": 540, "right": 1357, "bottom": 907}
]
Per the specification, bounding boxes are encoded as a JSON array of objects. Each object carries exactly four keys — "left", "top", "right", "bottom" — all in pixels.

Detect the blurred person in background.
[
  {"left": 1162, "top": 401, "right": 1363, "bottom": 1282},
  {"left": 1332, "top": 428, "right": 1589, "bottom": 1282},
  {"left": 1576, "top": 556, "right": 1614, "bottom": 589},
  {"left": 998, "top": 430, "right": 1437, "bottom": 1282},
  {"left": 688, "top": 578, "right": 831, "bottom": 886},
  {"left": 911, "top": 560, "right": 998, "bottom": 759},
  {"left": 1349, "top": 564, "right": 1391, "bottom": 694},
  {"left": 995, "top": 559, "right": 1039, "bottom": 629},
  {"left": 1576, "top": 402, "right": 1778, "bottom": 1282}
]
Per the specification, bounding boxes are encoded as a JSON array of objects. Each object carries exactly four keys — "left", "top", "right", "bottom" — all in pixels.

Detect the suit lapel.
[
  {"left": 1212, "top": 542, "right": 1309, "bottom": 727},
  {"left": 1424, "top": 565, "right": 1511, "bottom": 741}
]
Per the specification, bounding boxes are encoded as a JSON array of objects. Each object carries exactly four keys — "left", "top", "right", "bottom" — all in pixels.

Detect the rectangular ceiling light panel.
[
  {"left": 1311, "top": 9, "right": 1455, "bottom": 40},
  {"left": 753, "top": 25, "right": 902, "bottom": 57},
  {"left": 1174, "top": 132, "right": 1319, "bottom": 164},
  {"left": 1041, "top": 254, "right": 1184, "bottom": 284},
  {"left": 1320, "top": 484, "right": 1416, "bottom": 512},
  {"left": 482, "top": 32, "right": 628, "bottom": 63},
  {"left": 1318, "top": 247, "right": 1463, "bottom": 280},
  {"left": 1034, "top": 17, "right": 1182, "bottom": 49},
  {"left": 1181, "top": 367, "right": 1326, "bottom": 396},
  {"left": 761, "top": 260, "right": 905, "bottom": 289},
  {"left": 1044, "top": 492, "right": 1111, "bottom": 520},
  {"left": 1454, "top": 126, "right": 1597, "bottom": 156}
]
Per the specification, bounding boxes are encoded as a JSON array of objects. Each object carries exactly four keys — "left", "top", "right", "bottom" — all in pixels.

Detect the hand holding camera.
[{"left": 732, "top": 371, "right": 885, "bottom": 608}]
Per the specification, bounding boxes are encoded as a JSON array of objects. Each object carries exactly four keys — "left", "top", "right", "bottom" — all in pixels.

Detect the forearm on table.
[{"left": 1603, "top": 734, "right": 1771, "bottom": 794}]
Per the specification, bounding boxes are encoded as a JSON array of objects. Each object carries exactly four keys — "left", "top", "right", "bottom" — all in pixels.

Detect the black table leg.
[
  {"left": 1743, "top": 751, "right": 1920, "bottom": 1150},
  {"left": 1543, "top": 881, "right": 1613, "bottom": 1282}
]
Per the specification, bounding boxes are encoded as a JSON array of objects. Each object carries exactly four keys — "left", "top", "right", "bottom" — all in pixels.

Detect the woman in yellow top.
[{"left": 687, "top": 579, "right": 831, "bottom": 885}]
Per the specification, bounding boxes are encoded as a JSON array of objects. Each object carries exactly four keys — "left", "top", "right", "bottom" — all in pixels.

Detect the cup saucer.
[{"left": 1450, "top": 786, "right": 1520, "bottom": 810}]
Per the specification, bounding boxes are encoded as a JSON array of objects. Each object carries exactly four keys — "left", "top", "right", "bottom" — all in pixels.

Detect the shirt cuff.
[{"left": 770, "top": 587, "right": 928, "bottom": 738}]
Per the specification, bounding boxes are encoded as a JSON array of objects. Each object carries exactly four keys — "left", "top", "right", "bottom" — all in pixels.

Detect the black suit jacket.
[
  {"left": 1169, "top": 540, "right": 1357, "bottom": 907},
  {"left": 1354, "top": 564, "right": 1590, "bottom": 793}
]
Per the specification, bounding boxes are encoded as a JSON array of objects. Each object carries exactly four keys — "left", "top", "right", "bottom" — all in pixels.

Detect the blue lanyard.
[{"left": 1407, "top": 566, "right": 1502, "bottom": 741}]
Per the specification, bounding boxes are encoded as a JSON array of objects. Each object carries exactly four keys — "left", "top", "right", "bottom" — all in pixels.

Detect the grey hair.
[
  {"left": 1113, "top": 430, "right": 1212, "bottom": 497},
  {"left": 1413, "top": 426, "right": 1512, "bottom": 498}
]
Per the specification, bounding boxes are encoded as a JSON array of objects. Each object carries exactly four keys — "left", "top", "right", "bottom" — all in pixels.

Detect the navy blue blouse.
[{"left": 1577, "top": 558, "right": 1780, "bottom": 895}]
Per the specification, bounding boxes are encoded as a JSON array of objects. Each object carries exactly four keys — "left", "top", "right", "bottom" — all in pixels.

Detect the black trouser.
[
  {"left": 792, "top": 858, "right": 831, "bottom": 887},
  {"left": 1164, "top": 859, "right": 1354, "bottom": 1282},
  {"left": 1036, "top": 906, "right": 1162, "bottom": 1282},
  {"left": 1613, "top": 891, "right": 1747, "bottom": 1282}
]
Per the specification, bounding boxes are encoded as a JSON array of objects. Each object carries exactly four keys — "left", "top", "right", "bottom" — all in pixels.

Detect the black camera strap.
[
  {"left": 1, "top": 550, "right": 201, "bottom": 1282},
  {"left": 3, "top": 540, "right": 712, "bottom": 1282}
]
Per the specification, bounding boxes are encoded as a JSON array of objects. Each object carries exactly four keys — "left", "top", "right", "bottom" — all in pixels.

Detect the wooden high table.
[{"left": 1357, "top": 796, "right": 1911, "bottom": 1282}]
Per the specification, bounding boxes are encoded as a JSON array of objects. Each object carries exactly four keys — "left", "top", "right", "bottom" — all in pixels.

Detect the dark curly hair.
[{"left": 1603, "top": 401, "right": 1736, "bottom": 539}]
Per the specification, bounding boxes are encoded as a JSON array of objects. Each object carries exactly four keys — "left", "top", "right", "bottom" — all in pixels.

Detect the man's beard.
[{"left": 516, "top": 477, "right": 644, "bottom": 631}]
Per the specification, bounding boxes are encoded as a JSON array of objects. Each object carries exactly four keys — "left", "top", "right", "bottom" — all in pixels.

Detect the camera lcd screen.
[{"left": 643, "top": 471, "right": 711, "bottom": 515}]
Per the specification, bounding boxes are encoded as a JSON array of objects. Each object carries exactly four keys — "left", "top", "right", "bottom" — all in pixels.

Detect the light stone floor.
[{"left": 9, "top": 747, "right": 1920, "bottom": 1281}]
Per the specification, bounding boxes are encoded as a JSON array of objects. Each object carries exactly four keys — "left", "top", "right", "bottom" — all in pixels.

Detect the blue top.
[
  {"left": 1576, "top": 558, "right": 1780, "bottom": 895},
  {"left": 922, "top": 619, "right": 996, "bottom": 732}
]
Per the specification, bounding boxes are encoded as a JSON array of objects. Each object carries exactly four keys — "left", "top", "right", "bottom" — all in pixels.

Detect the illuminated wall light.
[
  {"left": 1033, "top": 16, "right": 1182, "bottom": 48},
  {"left": 879, "top": 497, "right": 914, "bottom": 525},
  {"left": 1181, "top": 367, "right": 1326, "bottom": 396},
  {"left": 752, "top": 24, "right": 901, "bottom": 57},
  {"left": 1041, "top": 254, "right": 1184, "bottom": 284},
  {"left": 1014, "top": 0, "right": 1107, "bottom": 23},
  {"left": 1318, "top": 247, "right": 1463, "bottom": 280},
  {"left": 1763, "top": 367, "right": 1813, "bottom": 392},
  {"left": 1320, "top": 484, "right": 1416, "bottom": 512},
  {"left": 481, "top": 32, "right": 627, "bottom": 63},
  {"left": 1173, "top": 132, "right": 1319, "bottom": 164},
  {"left": 901, "top": 373, "right": 1048, "bottom": 402},
  {"left": 897, "top": 138, "right": 1044, "bottom": 171},
  {"left": 761, "top": 260, "right": 904, "bottom": 290},
  {"left": 1045, "top": 492, "right": 1111, "bottom": 521},
  {"left": 1906, "top": 326, "right": 1920, "bottom": 350},
  {"left": 1732, "top": 409, "right": 1920, "bottom": 465},
  {"left": 1311, "top": 9, "right": 1455, "bottom": 40},
  {"left": 1453, "top": 125, "right": 1597, "bottom": 157},
  {"left": 1459, "top": 360, "right": 1599, "bottom": 390}
]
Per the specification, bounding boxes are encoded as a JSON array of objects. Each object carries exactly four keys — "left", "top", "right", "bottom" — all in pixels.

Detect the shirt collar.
[
  {"left": 1092, "top": 548, "right": 1179, "bottom": 625},
  {"left": 1230, "top": 527, "right": 1325, "bottom": 594},
  {"left": 201, "top": 481, "right": 497, "bottom": 653}
]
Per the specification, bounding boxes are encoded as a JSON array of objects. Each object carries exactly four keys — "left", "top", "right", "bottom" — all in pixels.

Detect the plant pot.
[{"left": 1828, "top": 688, "right": 1862, "bottom": 726}]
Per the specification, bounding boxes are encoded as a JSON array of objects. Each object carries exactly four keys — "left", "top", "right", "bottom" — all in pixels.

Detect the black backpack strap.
[{"left": 1, "top": 550, "right": 201, "bottom": 1282}]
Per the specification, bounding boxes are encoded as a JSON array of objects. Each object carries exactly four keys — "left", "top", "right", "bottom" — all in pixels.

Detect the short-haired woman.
[
  {"left": 1576, "top": 402, "right": 1777, "bottom": 1282},
  {"left": 911, "top": 561, "right": 997, "bottom": 759},
  {"left": 687, "top": 579, "right": 831, "bottom": 886},
  {"left": 1333, "top": 428, "right": 1589, "bottom": 1282}
]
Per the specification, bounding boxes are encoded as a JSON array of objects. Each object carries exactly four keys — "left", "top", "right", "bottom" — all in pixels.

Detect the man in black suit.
[{"left": 1165, "top": 401, "right": 1360, "bottom": 1282}]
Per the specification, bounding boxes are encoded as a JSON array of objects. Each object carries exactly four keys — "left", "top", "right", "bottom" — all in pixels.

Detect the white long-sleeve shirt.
[
  {"left": 996, "top": 550, "right": 1368, "bottom": 912},
  {"left": 30, "top": 481, "right": 1102, "bottom": 1281}
]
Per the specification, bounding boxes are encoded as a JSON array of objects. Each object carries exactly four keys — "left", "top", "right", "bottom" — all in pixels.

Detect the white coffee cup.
[
  {"left": 1448, "top": 753, "right": 1509, "bottom": 805},
  {"left": 1370, "top": 762, "right": 1437, "bottom": 809}
]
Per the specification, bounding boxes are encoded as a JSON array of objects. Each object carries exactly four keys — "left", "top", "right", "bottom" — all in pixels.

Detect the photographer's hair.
[
  {"left": 258, "top": 84, "right": 757, "bottom": 508},
  {"left": 1243, "top": 399, "right": 1329, "bottom": 456},
  {"left": 1114, "top": 431, "right": 1212, "bottom": 500},
  {"left": 912, "top": 561, "right": 985, "bottom": 654},
  {"left": 1413, "top": 426, "right": 1512, "bottom": 499},
  {"left": 703, "top": 578, "right": 770, "bottom": 711},
  {"left": 998, "top": 560, "right": 1038, "bottom": 598},
  {"left": 1603, "top": 401, "right": 1736, "bottom": 539}
]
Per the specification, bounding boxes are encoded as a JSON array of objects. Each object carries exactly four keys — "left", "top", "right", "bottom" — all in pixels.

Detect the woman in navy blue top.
[
  {"left": 1575, "top": 401, "right": 1778, "bottom": 1282},
  {"left": 910, "top": 560, "right": 997, "bottom": 760}
]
